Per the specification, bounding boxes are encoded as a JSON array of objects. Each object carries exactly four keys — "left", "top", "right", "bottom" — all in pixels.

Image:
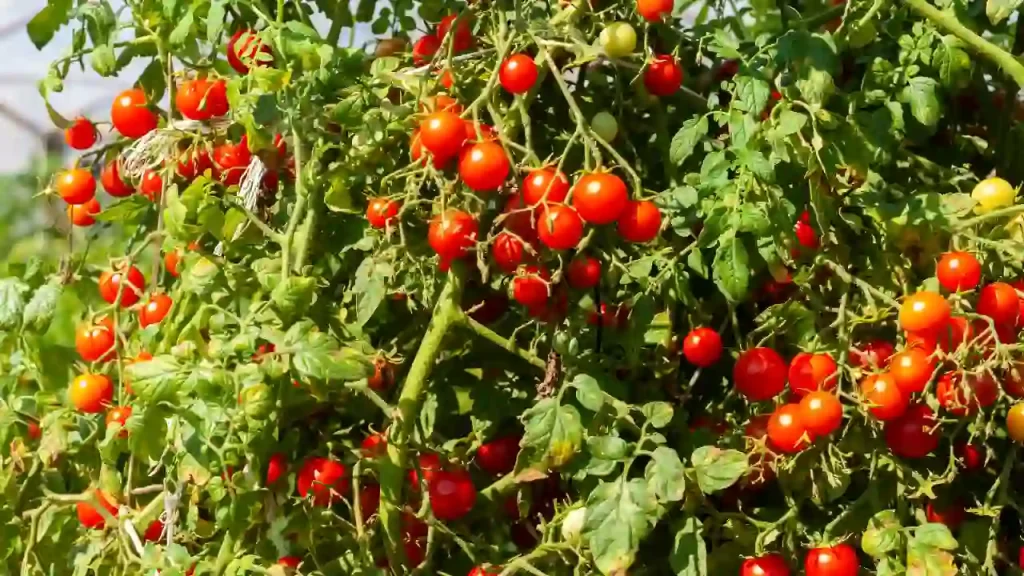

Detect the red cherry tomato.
[
  {"left": 56, "top": 168, "right": 96, "bottom": 205},
  {"left": 175, "top": 78, "right": 229, "bottom": 121},
  {"left": 798, "top": 391, "right": 843, "bottom": 437},
  {"left": 429, "top": 468, "right": 477, "bottom": 520},
  {"left": 637, "top": 0, "right": 674, "bottom": 21},
  {"left": 359, "top": 483, "right": 381, "bottom": 519},
  {"left": 643, "top": 55, "right": 683, "bottom": 96},
  {"left": 459, "top": 142, "right": 510, "bottom": 192},
  {"left": 76, "top": 490, "right": 119, "bottom": 529},
  {"left": 885, "top": 403, "right": 939, "bottom": 458},
  {"left": 439, "top": 68, "right": 454, "bottom": 89},
  {"left": 69, "top": 374, "right": 114, "bottom": 413},
  {"left": 767, "top": 403, "right": 810, "bottom": 453},
  {"left": 804, "top": 543, "right": 858, "bottom": 576},
  {"left": 428, "top": 210, "right": 478, "bottom": 263},
  {"left": 438, "top": 14, "right": 473, "bottom": 52},
  {"left": 266, "top": 453, "right": 287, "bottom": 485},
  {"left": 567, "top": 255, "right": 601, "bottom": 289},
  {"left": 76, "top": 322, "right": 115, "bottom": 362},
  {"left": 493, "top": 232, "right": 528, "bottom": 273},
  {"left": 794, "top": 220, "right": 819, "bottom": 251},
  {"left": 420, "top": 111, "right": 467, "bottom": 161},
  {"left": 523, "top": 168, "right": 570, "bottom": 206},
  {"left": 937, "top": 372, "right": 998, "bottom": 416},
  {"left": 111, "top": 89, "right": 158, "bottom": 139},
  {"left": 412, "top": 34, "right": 441, "bottom": 65},
  {"left": 140, "top": 170, "right": 163, "bottom": 201},
  {"left": 65, "top": 117, "right": 97, "bottom": 150},
  {"left": 899, "top": 291, "right": 951, "bottom": 335},
  {"left": 476, "top": 435, "right": 521, "bottom": 475},
  {"left": 27, "top": 420, "right": 41, "bottom": 440},
  {"left": 954, "top": 441, "right": 984, "bottom": 471},
  {"left": 468, "top": 567, "right": 501, "bottom": 576},
  {"left": 572, "top": 173, "right": 629, "bottom": 225},
  {"left": 500, "top": 53, "right": 539, "bottom": 94},
  {"left": 213, "top": 140, "right": 253, "bottom": 186},
  {"left": 177, "top": 148, "right": 213, "bottom": 180},
  {"left": 537, "top": 204, "right": 584, "bottom": 250},
  {"left": 787, "top": 352, "right": 838, "bottom": 396},
  {"left": 68, "top": 198, "right": 101, "bottom": 227},
  {"left": 740, "top": 553, "right": 791, "bottom": 576},
  {"left": 99, "top": 265, "right": 146, "bottom": 306},
  {"left": 850, "top": 340, "right": 893, "bottom": 369},
  {"left": 734, "top": 347, "right": 787, "bottom": 401},
  {"left": 105, "top": 405, "right": 132, "bottom": 437},
  {"left": 361, "top": 432, "right": 388, "bottom": 458},
  {"left": 296, "top": 457, "right": 348, "bottom": 506},
  {"left": 227, "top": 29, "right": 272, "bottom": 74},
  {"left": 617, "top": 200, "right": 662, "bottom": 243},
  {"left": 502, "top": 194, "right": 538, "bottom": 240},
  {"left": 936, "top": 252, "right": 982, "bottom": 292},
  {"left": 139, "top": 294, "right": 173, "bottom": 328},
  {"left": 408, "top": 453, "right": 443, "bottom": 490},
  {"left": 512, "top": 266, "right": 550, "bottom": 308},
  {"left": 101, "top": 161, "right": 134, "bottom": 197},
  {"left": 978, "top": 282, "right": 1020, "bottom": 326},
  {"left": 926, "top": 500, "right": 966, "bottom": 530},
  {"left": 682, "top": 327, "right": 722, "bottom": 368},
  {"left": 143, "top": 519, "right": 164, "bottom": 542},
  {"left": 367, "top": 198, "right": 401, "bottom": 229},
  {"left": 889, "top": 347, "right": 935, "bottom": 394},
  {"left": 860, "top": 373, "right": 908, "bottom": 421}
]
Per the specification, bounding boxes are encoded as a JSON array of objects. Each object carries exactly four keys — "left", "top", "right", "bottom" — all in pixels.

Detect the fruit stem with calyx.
[
  {"left": 378, "top": 268, "right": 465, "bottom": 569},
  {"left": 899, "top": 0, "right": 1024, "bottom": 88}
]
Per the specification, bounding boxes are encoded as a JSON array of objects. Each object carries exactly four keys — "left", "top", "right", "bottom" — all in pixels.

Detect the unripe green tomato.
[
  {"left": 241, "top": 383, "right": 274, "bottom": 419},
  {"left": 591, "top": 111, "right": 619, "bottom": 142},
  {"left": 561, "top": 508, "right": 586, "bottom": 543},
  {"left": 553, "top": 331, "right": 571, "bottom": 354},
  {"left": 599, "top": 23, "right": 637, "bottom": 58}
]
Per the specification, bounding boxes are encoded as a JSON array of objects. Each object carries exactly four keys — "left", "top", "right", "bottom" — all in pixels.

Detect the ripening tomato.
[
  {"left": 740, "top": 553, "right": 790, "bottom": 576},
  {"left": 139, "top": 294, "right": 173, "bottom": 328},
  {"left": 767, "top": 403, "right": 810, "bottom": 453},
  {"left": 165, "top": 250, "right": 182, "bottom": 277},
  {"left": 438, "top": 14, "right": 473, "bottom": 52},
  {"left": 412, "top": 34, "right": 441, "bottom": 65},
  {"left": 69, "top": 373, "right": 114, "bottom": 413},
  {"left": 788, "top": 352, "right": 838, "bottom": 396},
  {"left": 143, "top": 519, "right": 164, "bottom": 542},
  {"left": 927, "top": 500, "right": 966, "bottom": 530},
  {"left": 420, "top": 111, "right": 466, "bottom": 161},
  {"left": 567, "top": 255, "right": 600, "bottom": 289},
  {"left": 213, "top": 140, "right": 253, "bottom": 186},
  {"left": 537, "top": 204, "right": 584, "bottom": 250},
  {"left": 296, "top": 457, "right": 348, "bottom": 506},
  {"left": 68, "top": 198, "right": 101, "bottom": 227},
  {"left": 936, "top": 252, "right": 981, "bottom": 292},
  {"left": 362, "top": 432, "right": 388, "bottom": 458},
  {"left": 954, "top": 441, "right": 984, "bottom": 471},
  {"left": 176, "top": 78, "right": 229, "bottom": 121},
  {"left": 643, "top": 55, "right": 683, "bottom": 96},
  {"left": 56, "top": 168, "right": 96, "bottom": 205},
  {"left": 599, "top": 22, "right": 638, "bottom": 58},
  {"left": 459, "top": 142, "right": 510, "bottom": 192},
  {"left": 636, "top": 0, "right": 674, "bottom": 21},
  {"left": 850, "top": 340, "right": 894, "bottom": 369},
  {"left": 76, "top": 322, "right": 115, "bottom": 362},
  {"left": 140, "top": 170, "right": 163, "bottom": 201},
  {"left": 266, "top": 453, "right": 286, "bottom": 485},
  {"left": 937, "top": 372, "right": 998, "bottom": 416},
  {"left": 734, "top": 347, "right": 788, "bottom": 401},
  {"left": 493, "top": 232, "right": 527, "bottom": 273},
  {"left": 464, "top": 121, "right": 497, "bottom": 143},
  {"left": 1005, "top": 364, "right": 1024, "bottom": 398},
  {"left": 798, "top": 391, "right": 843, "bottom": 437},
  {"left": 476, "top": 435, "right": 521, "bottom": 475},
  {"left": 428, "top": 210, "right": 478, "bottom": 263},
  {"left": 368, "top": 358, "right": 393, "bottom": 391},
  {"left": 886, "top": 403, "right": 939, "bottom": 458},
  {"left": 27, "top": 420, "right": 41, "bottom": 440},
  {"left": 439, "top": 68, "right": 454, "bottom": 89},
  {"left": 101, "top": 161, "right": 134, "bottom": 197},
  {"left": 278, "top": 557, "right": 301, "bottom": 568},
  {"left": 227, "top": 29, "right": 272, "bottom": 74},
  {"left": 971, "top": 176, "right": 1016, "bottom": 214},
  {"left": 429, "top": 468, "right": 477, "bottom": 520},
  {"left": 367, "top": 198, "right": 401, "bottom": 229},
  {"left": 99, "top": 265, "right": 145, "bottom": 306},
  {"left": 978, "top": 282, "right": 1020, "bottom": 326},
  {"left": 1007, "top": 403, "right": 1024, "bottom": 443},
  {"left": 888, "top": 348, "right": 935, "bottom": 394},
  {"left": 804, "top": 544, "right": 858, "bottom": 576},
  {"left": 572, "top": 173, "right": 629, "bottom": 224},
  {"left": 468, "top": 567, "right": 501, "bottom": 576},
  {"left": 682, "top": 327, "right": 722, "bottom": 368},
  {"left": 111, "top": 89, "right": 158, "bottom": 138},
  {"left": 523, "top": 168, "right": 570, "bottom": 206},
  {"left": 177, "top": 147, "right": 213, "bottom": 180},
  {"left": 77, "top": 490, "right": 119, "bottom": 529},
  {"left": 617, "top": 200, "right": 662, "bottom": 243},
  {"left": 105, "top": 405, "right": 132, "bottom": 437},
  {"left": 512, "top": 266, "right": 549, "bottom": 308},
  {"left": 899, "top": 291, "right": 951, "bottom": 335},
  {"left": 500, "top": 53, "right": 538, "bottom": 94},
  {"left": 65, "top": 117, "right": 97, "bottom": 150},
  {"left": 860, "top": 373, "right": 907, "bottom": 420}
]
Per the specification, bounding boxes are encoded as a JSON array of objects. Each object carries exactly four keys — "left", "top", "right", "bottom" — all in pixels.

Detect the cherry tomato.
[
  {"left": 459, "top": 142, "right": 510, "bottom": 192},
  {"left": 368, "top": 358, "right": 394, "bottom": 391},
  {"left": 266, "top": 453, "right": 287, "bottom": 485},
  {"left": 76, "top": 490, "right": 119, "bottom": 529},
  {"left": 359, "top": 483, "right": 381, "bottom": 519},
  {"left": 500, "top": 53, "right": 538, "bottom": 94},
  {"left": 1008, "top": 403, "right": 1024, "bottom": 442},
  {"left": 860, "top": 373, "right": 907, "bottom": 420},
  {"left": 420, "top": 111, "right": 467, "bottom": 161},
  {"left": 177, "top": 148, "right": 213, "bottom": 180},
  {"left": 69, "top": 373, "right": 114, "bottom": 413},
  {"left": 909, "top": 316, "right": 973, "bottom": 354},
  {"left": 885, "top": 403, "right": 940, "bottom": 458},
  {"left": 367, "top": 198, "right": 401, "bottom": 229},
  {"left": 937, "top": 372, "right": 998, "bottom": 415},
  {"left": 429, "top": 468, "right": 477, "bottom": 520},
  {"left": 105, "top": 405, "right": 132, "bottom": 437},
  {"left": 438, "top": 14, "right": 473, "bottom": 52},
  {"left": 850, "top": 340, "right": 894, "bottom": 369},
  {"left": 410, "top": 129, "right": 448, "bottom": 168},
  {"left": 572, "top": 173, "right": 629, "bottom": 225},
  {"left": 971, "top": 176, "right": 1015, "bottom": 214},
  {"left": 65, "top": 117, "right": 97, "bottom": 150},
  {"left": 27, "top": 421, "right": 41, "bottom": 440},
  {"left": 143, "top": 519, "right": 164, "bottom": 542},
  {"left": 476, "top": 435, "right": 521, "bottom": 475},
  {"left": 643, "top": 55, "right": 683, "bottom": 96},
  {"left": 139, "top": 294, "right": 173, "bottom": 328},
  {"left": 788, "top": 352, "right": 838, "bottom": 396},
  {"left": 76, "top": 322, "right": 115, "bottom": 362},
  {"left": 468, "top": 567, "right": 501, "bottom": 576},
  {"left": 591, "top": 111, "right": 619, "bottom": 142},
  {"left": 175, "top": 78, "right": 229, "bottom": 121},
  {"left": 68, "top": 198, "right": 101, "bottom": 227},
  {"left": 927, "top": 500, "right": 966, "bottom": 530},
  {"left": 56, "top": 168, "right": 96, "bottom": 205},
  {"left": 537, "top": 204, "right": 584, "bottom": 250},
  {"left": 794, "top": 211, "right": 820, "bottom": 250},
  {"left": 412, "top": 34, "right": 441, "bottom": 66},
  {"left": 682, "top": 327, "right": 722, "bottom": 368},
  {"left": 362, "top": 432, "right": 388, "bottom": 458},
  {"left": 439, "top": 68, "right": 454, "bottom": 89},
  {"left": 1005, "top": 364, "right": 1024, "bottom": 398},
  {"left": 798, "top": 391, "right": 843, "bottom": 437},
  {"left": 296, "top": 457, "right": 348, "bottom": 506},
  {"left": 617, "top": 200, "right": 662, "bottom": 243},
  {"left": 804, "top": 543, "right": 858, "bottom": 576},
  {"left": 502, "top": 194, "right": 538, "bottom": 240},
  {"left": 111, "top": 89, "right": 158, "bottom": 139},
  {"left": 734, "top": 347, "right": 787, "bottom": 401},
  {"left": 227, "top": 29, "right": 272, "bottom": 74},
  {"left": 101, "top": 161, "right": 134, "bottom": 197},
  {"left": 139, "top": 170, "right": 163, "bottom": 201},
  {"left": 899, "top": 291, "right": 951, "bottom": 335},
  {"left": 213, "top": 140, "right": 253, "bottom": 187},
  {"left": 588, "top": 303, "right": 625, "bottom": 329},
  {"left": 888, "top": 347, "right": 935, "bottom": 394},
  {"left": 99, "top": 265, "right": 145, "bottom": 306},
  {"left": 636, "top": 0, "right": 674, "bottom": 21},
  {"left": 165, "top": 250, "right": 183, "bottom": 277},
  {"left": 523, "top": 168, "right": 570, "bottom": 206},
  {"left": 493, "top": 232, "right": 528, "bottom": 273},
  {"left": 978, "top": 282, "right": 1020, "bottom": 326},
  {"left": 278, "top": 557, "right": 301, "bottom": 568},
  {"left": 767, "top": 403, "right": 810, "bottom": 453},
  {"left": 464, "top": 121, "right": 497, "bottom": 143},
  {"left": 408, "top": 453, "right": 443, "bottom": 490},
  {"left": 936, "top": 252, "right": 981, "bottom": 292},
  {"left": 740, "top": 553, "right": 791, "bottom": 576},
  {"left": 600, "top": 22, "right": 637, "bottom": 58},
  {"left": 428, "top": 210, "right": 478, "bottom": 263},
  {"left": 512, "top": 266, "right": 550, "bottom": 308},
  {"left": 567, "top": 255, "right": 601, "bottom": 289},
  {"left": 954, "top": 441, "right": 984, "bottom": 471}
]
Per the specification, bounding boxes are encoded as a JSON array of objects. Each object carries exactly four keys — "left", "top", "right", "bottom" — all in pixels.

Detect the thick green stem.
[
  {"left": 955, "top": 204, "right": 1024, "bottom": 228},
  {"left": 900, "top": 0, "right": 1024, "bottom": 87},
  {"left": 213, "top": 531, "right": 237, "bottom": 573},
  {"left": 280, "top": 129, "right": 307, "bottom": 280},
  {"left": 459, "top": 314, "right": 546, "bottom": 370},
  {"left": 379, "top": 269, "right": 465, "bottom": 571}
]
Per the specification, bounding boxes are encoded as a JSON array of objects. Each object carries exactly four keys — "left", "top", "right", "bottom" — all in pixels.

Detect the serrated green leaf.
[
  {"left": 641, "top": 402, "right": 673, "bottom": 428},
  {"left": 645, "top": 447, "right": 686, "bottom": 502},
  {"left": 669, "top": 117, "right": 708, "bottom": 165},
  {"left": 670, "top": 517, "right": 707, "bottom": 575},
  {"left": 901, "top": 77, "right": 941, "bottom": 128},
  {"left": 0, "top": 278, "right": 29, "bottom": 331},
  {"left": 583, "top": 478, "right": 658, "bottom": 575},
  {"left": 777, "top": 110, "right": 807, "bottom": 136},
  {"left": 691, "top": 446, "right": 746, "bottom": 493},
  {"left": 862, "top": 510, "right": 902, "bottom": 558},
  {"left": 521, "top": 398, "right": 583, "bottom": 469},
  {"left": 732, "top": 76, "right": 770, "bottom": 113},
  {"left": 22, "top": 282, "right": 61, "bottom": 333},
  {"left": 27, "top": 0, "right": 73, "bottom": 49},
  {"left": 168, "top": 6, "right": 195, "bottom": 45},
  {"left": 96, "top": 194, "right": 154, "bottom": 225},
  {"left": 911, "top": 523, "right": 958, "bottom": 550},
  {"left": 587, "top": 436, "right": 628, "bottom": 460},
  {"left": 712, "top": 236, "right": 749, "bottom": 303},
  {"left": 934, "top": 36, "right": 971, "bottom": 90},
  {"left": 125, "top": 355, "right": 186, "bottom": 403},
  {"left": 271, "top": 277, "right": 316, "bottom": 318},
  {"left": 572, "top": 374, "right": 605, "bottom": 412}
]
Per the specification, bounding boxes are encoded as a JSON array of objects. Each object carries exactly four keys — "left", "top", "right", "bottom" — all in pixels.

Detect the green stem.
[
  {"left": 956, "top": 204, "right": 1024, "bottom": 228},
  {"left": 378, "top": 269, "right": 465, "bottom": 570},
  {"left": 213, "top": 531, "right": 237, "bottom": 573},
  {"left": 458, "top": 313, "right": 546, "bottom": 370},
  {"left": 325, "top": 1, "right": 350, "bottom": 45},
  {"left": 900, "top": 0, "right": 1024, "bottom": 87},
  {"left": 280, "top": 130, "right": 307, "bottom": 280}
]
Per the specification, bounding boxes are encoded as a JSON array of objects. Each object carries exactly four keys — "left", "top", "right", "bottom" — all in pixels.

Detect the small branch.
[
  {"left": 223, "top": 195, "right": 283, "bottom": 243},
  {"left": 955, "top": 204, "right": 1024, "bottom": 229},
  {"left": 280, "top": 129, "right": 307, "bottom": 280},
  {"left": 458, "top": 313, "right": 547, "bottom": 370}
]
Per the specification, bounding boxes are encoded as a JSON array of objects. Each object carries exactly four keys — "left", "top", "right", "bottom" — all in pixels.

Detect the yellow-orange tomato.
[
  {"left": 899, "top": 292, "right": 951, "bottom": 335},
  {"left": 1007, "top": 403, "right": 1024, "bottom": 443},
  {"left": 69, "top": 374, "right": 114, "bottom": 413},
  {"left": 889, "top": 348, "right": 935, "bottom": 394}
]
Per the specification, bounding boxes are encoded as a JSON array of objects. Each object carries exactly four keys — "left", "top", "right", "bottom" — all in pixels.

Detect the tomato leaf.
[
  {"left": 987, "top": 0, "right": 1023, "bottom": 24},
  {"left": 271, "top": 277, "right": 317, "bottom": 319},
  {"left": 712, "top": 236, "right": 750, "bottom": 303},
  {"left": 641, "top": 402, "right": 673, "bottom": 428},
  {"left": 583, "top": 477, "right": 658, "bottom": 575},
  {"left": 933, "top": 36, "right": 971, "bottom": 90},
  {"left": 572, "top": 373, "right": 605, "bottom": 412},
  {"left": 26, "top": 0, "right": 73, "bottom": 49},
  {"left": 911, "top": 523, "right": 958, "bottom": 550},
  {"left": 0, "top": 278, "right": 29, "bottom": 331},
  {"left": 285, "top": 321, "right": 373, "bottom": 381},
  {"left": 900, "top": 77, "right": 941, "bottom": 128},
  {"left": 21, "top": 281, "right": 61, "bottom": 333},
  {"left": 669, "top": 517, "right": 707, "bottom": 576},
  {"left": 587, "top": 436, "right": 628, "bottom": 460},
  {"left": 521, "top": 397, "right": 583, "bottom": 469},
  {"left": 125, "top": 355, "right": 187, "bottom": 403},
  {"left": 645, "top": 447, "right": 686, "bottom": 503},
  {"left": 732, "top": 76, "right": 771, "bottom": 114},
  {"left": 691, "top": 447, "right": 746, "bottom": 493},
  {"left": 862, "top": 510, "right": 903, "bottom": 558},
  {"left": 96, "top": 195, "right": 154, "bottom": 225},
  {"left": 669, "top": 117, "right": 708, "bottom": 165}
]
